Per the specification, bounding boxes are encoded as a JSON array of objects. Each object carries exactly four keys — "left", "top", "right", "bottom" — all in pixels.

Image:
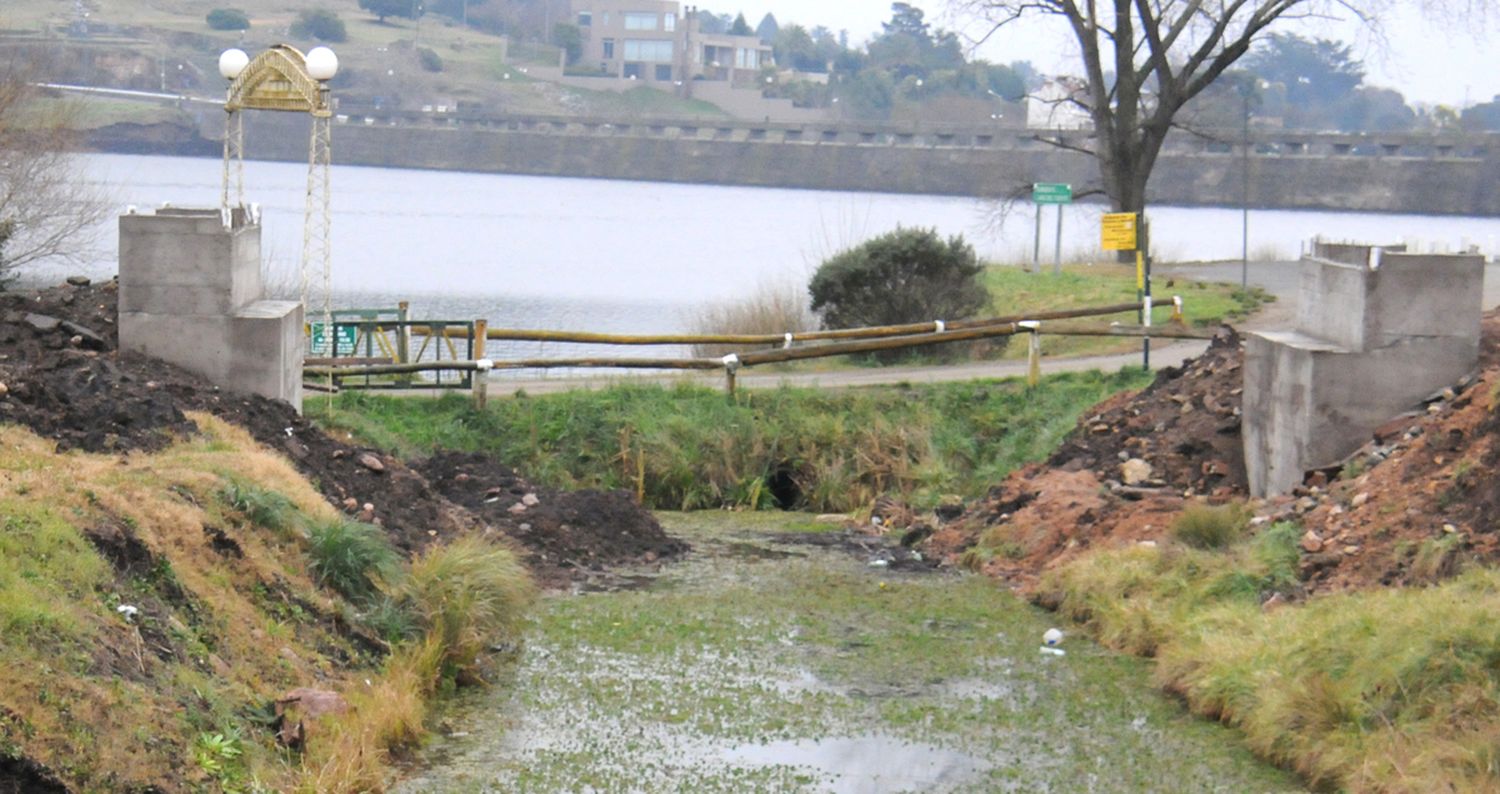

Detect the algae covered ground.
[{"left": 395, "top": 512, "right": 1301, "bottom": 792}]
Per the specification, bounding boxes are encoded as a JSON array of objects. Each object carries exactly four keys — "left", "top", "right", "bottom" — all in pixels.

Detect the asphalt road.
[{"left": 463, "top": 259, "right": 1499, "bottom": 397}]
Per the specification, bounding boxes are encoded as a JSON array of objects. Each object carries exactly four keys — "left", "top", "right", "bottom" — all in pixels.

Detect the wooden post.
[
  {"left": 725, "top": 368, "right": 737, "bottom": 396},
  {"left": 1027, "top": 331, "right": 1041, "bottom": 387},
  {"left": 472, "top": 319, "right": 488, "bottom": 410},
  {"left": 397, "top": 301, "right": 410, "bottom": 364}
]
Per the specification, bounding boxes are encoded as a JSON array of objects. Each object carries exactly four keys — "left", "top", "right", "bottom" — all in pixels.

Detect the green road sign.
[
  {"left": 1032, "top": 182, "right": 1073, "bottom": 204},
  {"left": 309, "top": 323, "right": 357, "bottom": 356}
]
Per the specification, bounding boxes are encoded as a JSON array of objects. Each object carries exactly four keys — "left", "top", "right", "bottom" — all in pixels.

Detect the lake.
[{"left": 34, "top": 153, "right": 1500, "bottom": 357}]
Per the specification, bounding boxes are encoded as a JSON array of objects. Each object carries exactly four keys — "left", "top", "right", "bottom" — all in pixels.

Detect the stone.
[
  {"left": 275, "top": 688, "right": 349, "bottom": 747},
  {"left": 1342, "top": 545, "right": 1361, "bottom": 555},
  {"left": 1261, "top": 592, "right": 1287, "bottom": 612},
  {"left": 65, "top": 275, "right": 91, "bottom": 287},
  {"left": 1443, "top": 523, "right": 1459, "bottom": 534},
  {"left": 521, "top": 493, "right": 540, "bottom": 507},
  {"left": 1295, "top": 496, "right": 1317, "bottom": 513},
  {"left": 0, "top": 382, "right": 8, "bottom": 397},
  {"left": 1120, "top": 458, "right": 1153, "bottom": 486},
  {"left": 342, "top": 497, "right": 358, "bottom": 511},
  {"left": 1350, "top": 492, "right": 1369, "bottom": 508},
  {"left": 1301, "top": 530, "right": 1324, "bottom": 553},
  {"left": 357, "top": 453, "right": 385, "bottom": 473},
  {"left": 23, "top": 313, "right": 60, "bottom": 333},
  {"left": 508, "top": 502, "right": 527, "bottom": 515}
]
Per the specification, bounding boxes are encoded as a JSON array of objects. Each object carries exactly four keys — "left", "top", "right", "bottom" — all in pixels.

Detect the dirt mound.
[
  {"left": 418, "top": 451, "right": 688, "bottom": 583},
  {"left": 0, "top": 279, "right": 682, "bottom": 572},
  {"left": 1047, "top": 326, "right": 1246, "bottom": 495},
  {"left": 926, "top": 314, "right": 1500, "bottom": 596}
]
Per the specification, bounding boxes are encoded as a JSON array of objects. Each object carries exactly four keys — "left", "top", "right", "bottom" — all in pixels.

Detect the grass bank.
[
  {"left": 1044, "top": 525, "right": 1500, "bottom": 791},
  {"left": 0, "top": 414, "right": 530, "bottom": 792},
  {"left": 982, "top": 265, "right": 1270, "bottom": 359},
  {"left": 315, "top": 369, "right": 1152, "bottom": 513},
  {"left": 395, "top": 512, "right": 1299, "bottom": 791}
]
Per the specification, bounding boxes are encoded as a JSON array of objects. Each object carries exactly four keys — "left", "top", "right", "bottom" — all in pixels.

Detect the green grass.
[
  {"left": 1171, "top": 502, "right": 1252, "bottom": 550},
  {"left": 982, "top": 265, "right": 1270, "bottom": 358},
  {"left": 395, "top": 512, "right": 1299, "bottom": 792},
  {"left": 314, "top": 369, "right": 1152, "bottom": 513},
  {"left": 1043, "top": 524, "right": 1500, "bottom": 791},
  {"left": 306, "top": 517, "right": 400, "bottom": 602}
]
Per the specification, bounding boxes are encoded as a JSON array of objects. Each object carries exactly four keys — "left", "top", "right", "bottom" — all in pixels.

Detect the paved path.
[{"left": 459, "top": 260, "right": 1499, "bottom": 397}]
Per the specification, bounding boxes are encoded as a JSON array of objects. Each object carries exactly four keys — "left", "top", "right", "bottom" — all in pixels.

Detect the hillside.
[{"left": 0, "top": 278, "right": 683, "bottom": 790}]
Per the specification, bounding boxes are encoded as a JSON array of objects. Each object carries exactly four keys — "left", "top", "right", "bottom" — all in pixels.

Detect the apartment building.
[{"left": 573, "top": 1, "right": 772, "bottom": 85}]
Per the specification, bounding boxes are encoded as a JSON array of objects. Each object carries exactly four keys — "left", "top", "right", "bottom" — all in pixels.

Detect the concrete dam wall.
[{"left": 115, "top": 110, "right": 1500, "bottom": 216}]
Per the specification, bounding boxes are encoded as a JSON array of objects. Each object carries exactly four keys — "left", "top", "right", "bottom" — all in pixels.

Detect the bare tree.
[
  {"left": 952, "top": 0, "right": 1379, "bottom": 248},
  {"left": 0, "top": 50, "right": 109, "bottom": 282}
]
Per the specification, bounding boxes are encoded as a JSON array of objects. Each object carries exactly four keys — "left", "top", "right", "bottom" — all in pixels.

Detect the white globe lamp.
[
  {"left": 1043, "top": 628, "right": 1064, "bottom": 646},
  {"left": 306, "top": 47, "right": 339, "bottom": 82},
  {"left": 218, "top": 48, "right": 249, "bottom": 81}
]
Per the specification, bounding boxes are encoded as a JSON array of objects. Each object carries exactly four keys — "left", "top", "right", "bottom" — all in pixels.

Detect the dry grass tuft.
[{"left": 688, "top": 278, "right": 815, "bottom": 358}]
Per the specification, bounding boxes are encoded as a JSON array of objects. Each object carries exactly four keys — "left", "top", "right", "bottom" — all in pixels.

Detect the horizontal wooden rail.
[
  {"left": 302, "top": 320, "right": 1212, "bottom": 379},
  {"left": 405, "top": 302, "right": 1148, "bottom": 346}
]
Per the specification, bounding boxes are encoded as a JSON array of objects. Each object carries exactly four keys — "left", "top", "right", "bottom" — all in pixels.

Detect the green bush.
[
  {"left": 417, "top": 46, "right": 444, "bottom": 73},
  {"left": 359, "top": 0, "right": 417, "bottom": 23},
  {"left": 205, "top": 8, "right": 250, "bottom": 31},
  {"left": 306, "top": 519, "right": 397, "bottom": 601},
  {"left": 1171, "top": 502, "right": 1251, "bottom": 550},
  {"left": 398, "top": 536, "right": 534, "bottom": 681},
  {"left": 809, "top": 226, "right": 988, "bottom": 331},
  {"left": 291, "top": 9, "right": 347, "bottom": 42}
]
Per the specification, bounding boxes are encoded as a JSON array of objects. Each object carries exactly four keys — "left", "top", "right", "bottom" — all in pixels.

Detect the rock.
[
  {"left": 1350, "top": 492, "right": 1369, "bottom": 508},
  {"left": 275, "top": 688, "right": 349, "bottom": 748},
  {"left": 1295, "top": 496, "right": 1317, "bottom": 513},
  {"left": 68, "top": 335, "right": 83, "bottom": 347},
  {"left": 65, "top": 275, "right": 91, "bottom": 287},
  {"left": 0, "top": 382, "right": 8, "bottom": 397},
  {"left": 1301, "top": 530, "right": 1324, "bottom": 553},
  {"left": 357, "top": 453, "right": 385, "bottom": 473},
  {"left": 60, "top": 321, "right": 106, "bottom": 349},
  {"left": 1342, "top": 545, "right": 1361, "bottom": 555},
  {"left": 1443, "top": 523, "right": 1459, "bottom": 534},
  {"left": 342, "top": 497, "right": 358, "bottom": 511},
  {"left": 1299, "top": 552, "right": 1343, "bottom": 579},
  {"left": 279, "top": 646, "right": 300, "bottom": 664},
  {"left": 1261, "top": 592, "right": 1287, "bottom": 612},
  {"left": 1120, "top": 458, "right": 1153, "bottom": 486},
  {"left": 508, "top": 502, "right": 527, "bottom": 515},
  {"left": 521, "top": 493, "right": 540, "bottom": 507},
  {"left": 900, "top": 524, "right": 933, "bottom": 547},
  {"left": 358, "top": 503, "right": 376, "bottom": 523},
  {"left": 23, "top": 313, "right": 61, "bottom": 333}
]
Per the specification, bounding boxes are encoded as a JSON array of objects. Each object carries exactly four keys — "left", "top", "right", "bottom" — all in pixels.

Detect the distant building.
[
  {"left": 572, "top": 1, "right": 772, "bottom": 88},
  {"left": 1026, "top": 77, "right": 1094, "bottom": 130}
]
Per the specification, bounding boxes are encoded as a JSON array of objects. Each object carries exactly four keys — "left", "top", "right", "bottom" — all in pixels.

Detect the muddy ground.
[{"left": 0, "top": 279, "right": 685, "bottom": 578}]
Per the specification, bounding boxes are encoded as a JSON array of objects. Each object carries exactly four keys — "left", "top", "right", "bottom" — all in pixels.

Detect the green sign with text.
[{"left": 1032, "top": 182, "right": 1073, "bottom": 204}]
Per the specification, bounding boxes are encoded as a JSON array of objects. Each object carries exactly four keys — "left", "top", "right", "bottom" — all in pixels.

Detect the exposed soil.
[
  {"left": 417, "top": 451, "right": 689, "bottom": 586},
  {"left": 0, "top": 279, "right": 682, "bottom": 570},
  {"left": 921, "top": 313, "right": 1500, "bottom": 597}
]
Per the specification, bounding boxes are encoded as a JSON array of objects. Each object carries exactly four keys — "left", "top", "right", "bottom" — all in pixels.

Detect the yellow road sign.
[{"left": 1101, "top": 212, "right": 1138, "bottom": 251}]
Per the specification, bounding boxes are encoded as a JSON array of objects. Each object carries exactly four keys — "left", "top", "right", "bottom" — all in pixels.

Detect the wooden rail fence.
[{"left": 304, "top": 299, "right": 1214, "bottom": 401}]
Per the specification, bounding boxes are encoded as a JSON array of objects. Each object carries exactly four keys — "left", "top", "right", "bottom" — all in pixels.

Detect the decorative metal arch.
[{"left": 221, "top": 44, "right": 334, "bottom": 373}]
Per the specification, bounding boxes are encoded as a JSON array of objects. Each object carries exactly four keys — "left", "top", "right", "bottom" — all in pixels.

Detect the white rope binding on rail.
[
  {"left": 934, "top": 320, "right": 946, "bottom": 333},
  {"left": 475, "top": 359, "right": 494, "bottom": 371},
  {"left": 784, "top": 333, "right": 794, "bottom": 349},
  {"left": 1143, "top": 296, "right": 1153, "bottom": 327},
  {"left": 1017, "top": 320, "right": 1040, "bottom": 331},
  {"left": 721, "top": 353, "right": 741, "bottom": 374}
]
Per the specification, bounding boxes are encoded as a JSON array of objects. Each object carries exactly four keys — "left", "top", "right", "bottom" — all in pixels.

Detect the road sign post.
[
  {"left": 1032, "top": 183, "right": 1072, "bottom": 276},
  {"left": 1101, "top": 212, "right": 1151, "bottom": 369}
]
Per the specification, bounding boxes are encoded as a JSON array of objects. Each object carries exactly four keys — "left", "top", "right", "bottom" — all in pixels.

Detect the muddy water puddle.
[{"left": 395, "top": 512, "right": 1302, "bottom": 792}]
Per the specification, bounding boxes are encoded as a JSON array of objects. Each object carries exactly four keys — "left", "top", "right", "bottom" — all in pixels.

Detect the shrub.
[
  {"left": 359, "top": 0, "right": 416, "bottom": 23},
  {"left": 205, "top": 8, "right": 250, "bottom": 31},
  {"left": 809, "top": 226, "right": 988, "bottom": 331},
  {"left": 291, "top": 9, "right": 348, "bottom": 42},
  {"left": 417, "top": 46, "right": 444, "bottom": 73},
  {"left": 306, "top": 519, "right": 398, "bottom": 601},
  {"left": 398, "top": 536, "right": 533, "bottom": 682},
  {"left": 688, "top": 279, "right": 815, "bottom": 358},
  {"left": 1171, "top": 502, "right": 1251, "bottom": 550}
]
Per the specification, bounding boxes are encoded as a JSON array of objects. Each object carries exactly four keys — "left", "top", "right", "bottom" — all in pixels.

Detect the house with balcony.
[{"left": 572, "top": 1, "right": 772, "bottom": 87}]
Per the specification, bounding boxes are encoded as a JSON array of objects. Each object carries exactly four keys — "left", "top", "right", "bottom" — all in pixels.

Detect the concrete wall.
[
  {"left": 117, "top": 207, "right": 304, "bottom": 411},
  {"left": 1244, "top": 245, "right": 1484, "bottom": 496},
  {"left": 203, "top": 111, "right": 1500, "bottom": 216}
]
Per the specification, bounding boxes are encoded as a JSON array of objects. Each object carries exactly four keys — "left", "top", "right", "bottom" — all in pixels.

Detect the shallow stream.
[{"left": 393, "top": 512, "right": 1301, "bottom": 792}]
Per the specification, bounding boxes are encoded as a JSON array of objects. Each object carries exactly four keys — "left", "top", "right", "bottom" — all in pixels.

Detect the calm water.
[{"left": 40, "top": 152, "right": 1500, "bottom": 347}]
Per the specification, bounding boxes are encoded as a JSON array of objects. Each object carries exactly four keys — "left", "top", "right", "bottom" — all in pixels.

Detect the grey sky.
[{"left": 732, "top": 1, "right": 1494, "bottom": 107}]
